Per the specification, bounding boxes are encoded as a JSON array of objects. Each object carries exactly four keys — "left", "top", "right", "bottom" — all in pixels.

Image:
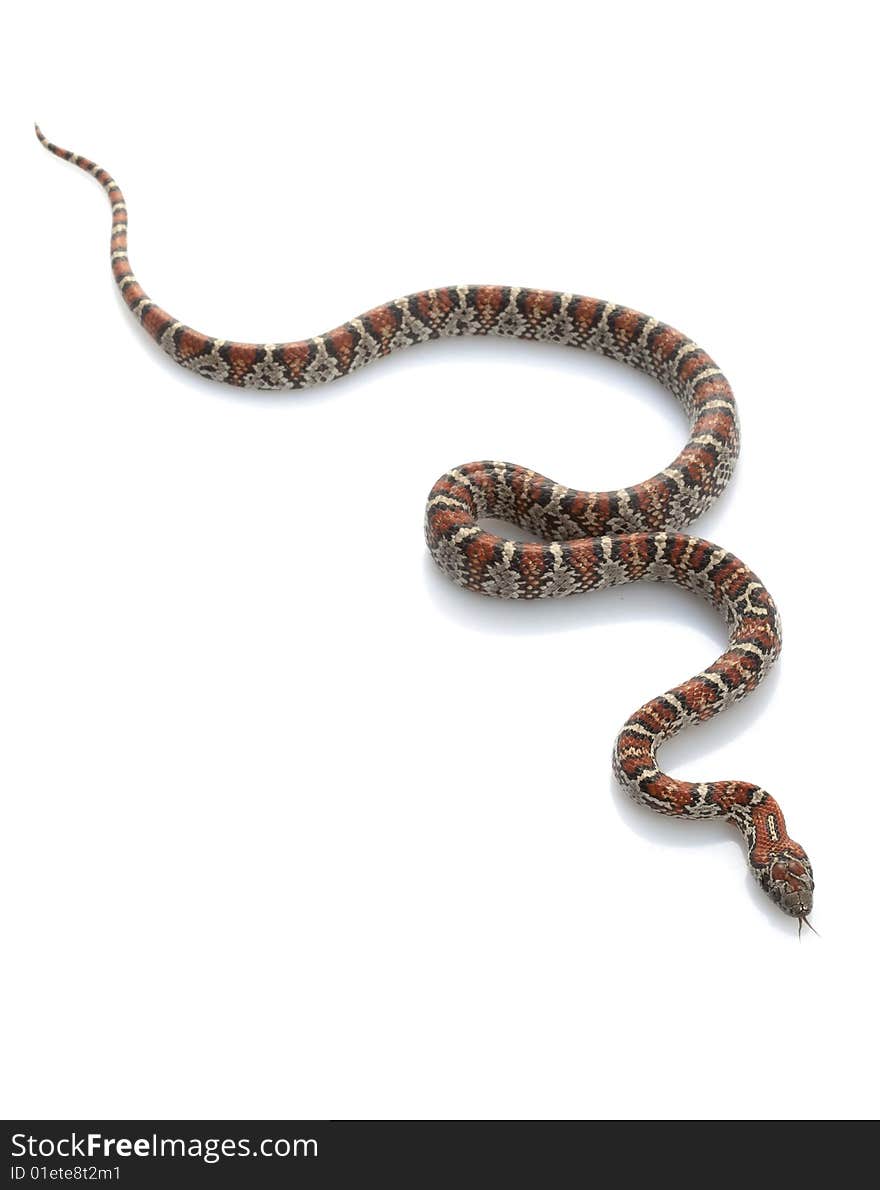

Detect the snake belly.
[{"left": 36, "top": 125, "right": 814, "bottom": 927}]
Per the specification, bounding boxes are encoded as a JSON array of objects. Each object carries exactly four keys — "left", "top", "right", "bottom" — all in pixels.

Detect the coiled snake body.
[{"left": 37, "top": 125, "right": 814, "bottom": 928}]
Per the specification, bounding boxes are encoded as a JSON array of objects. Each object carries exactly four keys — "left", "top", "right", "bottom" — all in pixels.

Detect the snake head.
[{"left": 758, "top": 850, "right": 814, "bottom": 919}]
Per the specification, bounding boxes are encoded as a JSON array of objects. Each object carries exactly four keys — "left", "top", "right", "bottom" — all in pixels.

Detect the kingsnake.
[{"left": 37, "top": 124, "right": 814, "bottom": 930}]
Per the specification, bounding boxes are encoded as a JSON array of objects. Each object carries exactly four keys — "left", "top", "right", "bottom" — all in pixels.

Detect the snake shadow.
[{"left": 423, "top": 552, "right": 796, "bottom": 937}]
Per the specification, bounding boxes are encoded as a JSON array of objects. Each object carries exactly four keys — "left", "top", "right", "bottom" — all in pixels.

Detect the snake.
[{"left": 36, "top": 124, "right": 814, "bottom": 930}]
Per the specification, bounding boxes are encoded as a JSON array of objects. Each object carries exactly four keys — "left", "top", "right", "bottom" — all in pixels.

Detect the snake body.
[{"left": 37, "top": 125, "right": 814, "bottom": 927}]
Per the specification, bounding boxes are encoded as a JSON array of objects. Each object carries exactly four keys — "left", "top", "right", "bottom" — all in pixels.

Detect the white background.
[{"left": 3, "top": 1, "right": 878, "bottom": 1120}]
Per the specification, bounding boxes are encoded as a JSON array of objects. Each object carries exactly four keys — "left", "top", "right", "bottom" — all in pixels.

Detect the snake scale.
[{"left": 36, "top": 124, "right": 814, "bottom": 930}]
